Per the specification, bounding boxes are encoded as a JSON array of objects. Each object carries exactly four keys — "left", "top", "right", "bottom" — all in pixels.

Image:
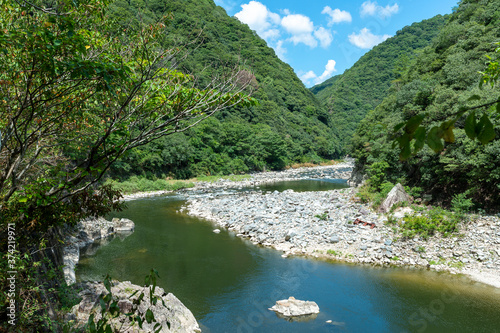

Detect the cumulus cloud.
[
  {"left": 281, "top": 14, "right": 314, "bottom": 35},
  {"left": 236, "top": 2, "right": 333, "bottom": 51},
  {"left": 281, "top": 14, "right": 318, "bottom": 48},
  {"left": 348, "top": 28, "right": 391, "bottom": 49},
  {"left": 314, "top": 27, "right": 333, "bottom": 48},
  {"left": 322, "top": 6, "right": 352, "bottom": 25},
  {"left": 235, "top": 1, "right": 281, "bottom": 39},
  {"left": 300, "top": 60, "right": 337, "bottom": 85},
  {"left": 316, "top": 60, "right": 337, "bottom": 82},
  {"left": 300, "top": 71, "right": 317, "bottom": 82},
  {"left": 360, "top": 1, "right": 399, "bottom": 19}
]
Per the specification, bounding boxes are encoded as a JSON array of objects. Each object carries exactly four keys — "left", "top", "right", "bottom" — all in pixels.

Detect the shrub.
[{"left": 400, "top": 207, "right": 461, "bottom": 239}]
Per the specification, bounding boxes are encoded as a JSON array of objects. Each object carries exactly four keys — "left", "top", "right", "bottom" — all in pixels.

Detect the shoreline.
[{"left": 119, "top": 162, "right": 500, "bottom": 289}]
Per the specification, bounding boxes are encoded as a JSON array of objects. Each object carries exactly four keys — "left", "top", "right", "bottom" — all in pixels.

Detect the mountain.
[
  {"left": 105, "top": 0, "right": 341, "bottom": 179},
  {"left": 351, "top": 0, "right": 500, "bottom": 209},
  {"left": 312, "top": 15, "right": 448, "bottom": 154}
]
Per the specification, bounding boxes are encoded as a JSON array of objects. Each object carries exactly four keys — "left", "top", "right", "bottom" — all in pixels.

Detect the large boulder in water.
[
  {"left": 269, "top": 296, "right": 320, "bottom": 318},
  {"left": 379, "top": 183, "right": 412, "bottom": 213}
]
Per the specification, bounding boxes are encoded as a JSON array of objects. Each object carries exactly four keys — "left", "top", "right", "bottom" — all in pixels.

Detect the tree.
[
  {"left": 0, "top": 0, "right": 255, "bottom": 236},
  {"left": 393, "top": 42, "right": 500, "bottom": 160}
]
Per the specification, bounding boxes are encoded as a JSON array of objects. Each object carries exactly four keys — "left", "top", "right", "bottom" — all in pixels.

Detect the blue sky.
[{"left": 213, "top": 0, "right": 459, "bottom": 87}]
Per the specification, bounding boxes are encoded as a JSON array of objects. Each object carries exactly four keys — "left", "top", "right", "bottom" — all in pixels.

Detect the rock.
[
  {"left": 71, "top": 280, "right": 201, "bottom": 333},
  {"left": 379, "top": 183, "right": 412, "bottom": 213},
  {"left": 269, "top": 296, "right": 320, "bottom": 317},
  {"left": 213, "top": 229, "right": 221, "bottom": 234},
  {"left": 329, "top": 235, "right": 340, "bottom": 243}
]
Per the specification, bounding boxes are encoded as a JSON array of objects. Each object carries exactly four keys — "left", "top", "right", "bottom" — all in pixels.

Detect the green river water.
[{"left": 77, "top": 181, "right": 500, "bottom": 333}]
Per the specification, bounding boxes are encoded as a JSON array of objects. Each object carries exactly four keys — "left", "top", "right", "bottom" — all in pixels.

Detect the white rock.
[
  {"left": 269, "top": 296, "right": 320, "bottom": 317},
  {"left": 213, "top": 229, "right": 221, "bottom": 234}
]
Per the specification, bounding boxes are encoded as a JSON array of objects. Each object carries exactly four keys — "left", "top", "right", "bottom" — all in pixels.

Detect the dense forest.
[
  {"left": 311, "top": 15, "right": 447, "bottom": 154},
  {"left": 105, "top": 0, "right": 342, "bottom": 180},
  {"left": 351, "top": 0, "right": 500, "bottom": 209}
]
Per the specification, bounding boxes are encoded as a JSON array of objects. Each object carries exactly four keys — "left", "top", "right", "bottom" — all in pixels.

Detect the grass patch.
[
  {"left": 196, "top": 174, "right": 251, "bottom": 182},
  {"left": 105, "top": 176, "right": 195, "bottom": 194},
  {"left": 288, "top": 160, "right": 340, "bottom": 169},
  {"left": 327, "top": 249, "right": 342, "bottom": 256}
]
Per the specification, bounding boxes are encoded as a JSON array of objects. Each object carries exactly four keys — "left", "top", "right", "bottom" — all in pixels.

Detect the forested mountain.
[
  {"left": 312, "top": 15, "right": 447, "bottom": 154},
  {"left": 352, "top": 0, "right": 500, "bottom": 209},
  {"left": 106, "top": 0, "right": 341, "bottom": 179}
]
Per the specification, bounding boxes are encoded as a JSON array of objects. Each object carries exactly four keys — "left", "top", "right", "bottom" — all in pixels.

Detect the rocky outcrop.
[
  {"left": 379, "top": 183, "right": 412, "bottom": 213},
  {"left": 269, "top": 297, "right": 319, "bottom": 319},
  {"left": 63, "top": 217, "right": 135, "bottom": 285},
  {"left": 68, "top": 280, "right": 201, "bottom": 333}
]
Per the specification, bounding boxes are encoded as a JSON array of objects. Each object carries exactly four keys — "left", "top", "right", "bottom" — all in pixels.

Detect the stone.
[
  {"left": 269, "top": 296, "right": 320, "bottom": 317},
  {"left": 213, "top": 229, "right": 221, "bottom": 234},
  {"left": 329, "top": 235, "right": 340, "bottom": 243},
  {"left": 379, "top": 183, "right": 412, "bottom": 213},
  {"left": 71, "top": 280, "right": 201, "bottom": 333}
]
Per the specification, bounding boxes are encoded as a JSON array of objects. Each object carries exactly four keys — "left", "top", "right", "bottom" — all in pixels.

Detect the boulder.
[
  {"left": 379, "top": 183, "right": 412, "bottom": 213},
  {"left": 269, "top": 296, "right": 320, "bottom": 318},
  {"left": 70, "top": 280, "right": 201, "bottom": 333}
]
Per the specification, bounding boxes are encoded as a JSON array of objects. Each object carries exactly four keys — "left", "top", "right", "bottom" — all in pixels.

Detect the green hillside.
[
  {"left": 312, "top": 15, "right": 447, "bottom": 154},
  {"left": 352, "top": 0, "right": 500, "bottom": 209},
  {"left": 106, "top": 0, "right": 341, "bottom": 179}
]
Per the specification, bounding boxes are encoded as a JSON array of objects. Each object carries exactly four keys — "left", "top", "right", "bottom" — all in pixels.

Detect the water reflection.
[{"left": 77, "top": 195, "right": 500, "bottom": 333}]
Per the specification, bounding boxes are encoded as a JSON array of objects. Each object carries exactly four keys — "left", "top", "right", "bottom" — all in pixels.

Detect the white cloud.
[
  {"left": 236, "top": 2, "right": 333, "bottom": 50},
  {"left": 300, "top": 60, "right": 337, "bottom": 85},
  {"left": 322, "top": 6, "right": 352, "bottom": 25},
  {"left": 360, "top": 1, "right": 399, "bottom": 19},
  {"left": 316, "top": 60, "right": 337, "bottom": 83},
  {"left": 235, "top": 1, "right": 281, "bottom": 39},
  {"left": 314, "top": 27, "right": 333, "bottom": 48},
  {"left": 281, "top": 14, "right": 319, "bottom": 48},
  {"left": 300, "top": 71, "right": 317, "bottom": 82},
  {"left": 348, "top": 28, "right": 391, "bottom": 49},
  {"left": 281, "top": 14, "right": 314, "bottom": 35},
  {"left": 274, "top": 40, "right": 287, "bottom": 60}
]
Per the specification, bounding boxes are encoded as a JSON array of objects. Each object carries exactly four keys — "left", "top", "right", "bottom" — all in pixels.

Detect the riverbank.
[{"left": 177, "top": 163, "right": 500, "bottom": 289}]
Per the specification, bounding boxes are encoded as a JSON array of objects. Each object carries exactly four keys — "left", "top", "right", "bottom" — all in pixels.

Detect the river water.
[{"left": 77, "top": 181, "right": 500, "bottom": 332}]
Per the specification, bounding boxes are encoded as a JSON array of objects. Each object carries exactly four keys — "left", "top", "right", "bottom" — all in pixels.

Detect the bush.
[
  {"left": 451, "top": 192, "right": 474, "bottom": 213},
  {"left": 400, "top": 207, "right": 462, "bottom": 239}
]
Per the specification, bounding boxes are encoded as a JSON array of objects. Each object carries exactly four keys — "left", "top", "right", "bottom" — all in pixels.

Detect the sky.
[{"left": 213, "top": 0, "right": 459, "bottom": 87}]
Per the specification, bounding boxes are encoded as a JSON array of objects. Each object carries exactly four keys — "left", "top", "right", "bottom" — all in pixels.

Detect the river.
[{"left": 76, "top": 179, "right": 500, "bottom": 332}]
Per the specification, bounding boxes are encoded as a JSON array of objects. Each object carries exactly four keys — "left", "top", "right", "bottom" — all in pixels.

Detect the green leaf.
[
  {"left": 413, "top": 127, "right": 426, "bottom": 153},
  {"left": 405, "top": 114, "right": 425, "bottom": 134},
  {"left": 393, "top": 122, "right": 405, "bottom": 132},
  {"left": 443, "top": 126, "right": 455, "bottom": 143},
  {"left": 464, "top": 111, "right": 477, "bottom": 140},
  {"left": 19, "top": 197, "right": 28, "bottom": 203},
  {"left": 496, "top": 101, "right": 500, "bottom": 114},
  {"left": 427, "top": 126, "right": 444, "bottom": 153},
  {"left": 467, "top": 95, "right": 481, "bottom": 101},
  {"left": 399, "top": 139, "right": 412, "bottom": 161},
  {"left": 145, "top": 309, "right": 155, "bottom": 324},
  {"left": 477, "top": 115, "right": 496, "bottom": 144}
]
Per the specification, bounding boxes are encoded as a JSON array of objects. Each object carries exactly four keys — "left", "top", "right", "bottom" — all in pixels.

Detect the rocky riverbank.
[
  {"left": 181, "top": 163, "right": 500, "bottom": 289},
  {"left": 63, "top": 217, "right": 135, "bottom": 285}
]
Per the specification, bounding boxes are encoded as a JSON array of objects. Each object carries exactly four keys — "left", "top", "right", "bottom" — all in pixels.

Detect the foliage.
[
  {"left": 451, "top": 191, "right": 475, "bottom": 213},
  {"left": 352, "top": 0, "right": 500, "bottom": 210},
  {"left": 312, "top": 15, "right": 447, "bottom": 154},
  {"left": 399, "top": 208, "right": 462, "bottom": 239},
  {"left": 314, "top": 211, "right": 329, "bottom": 221},
  {"left": 105, "top": 0, "right": 342, "bottom": 179}
]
